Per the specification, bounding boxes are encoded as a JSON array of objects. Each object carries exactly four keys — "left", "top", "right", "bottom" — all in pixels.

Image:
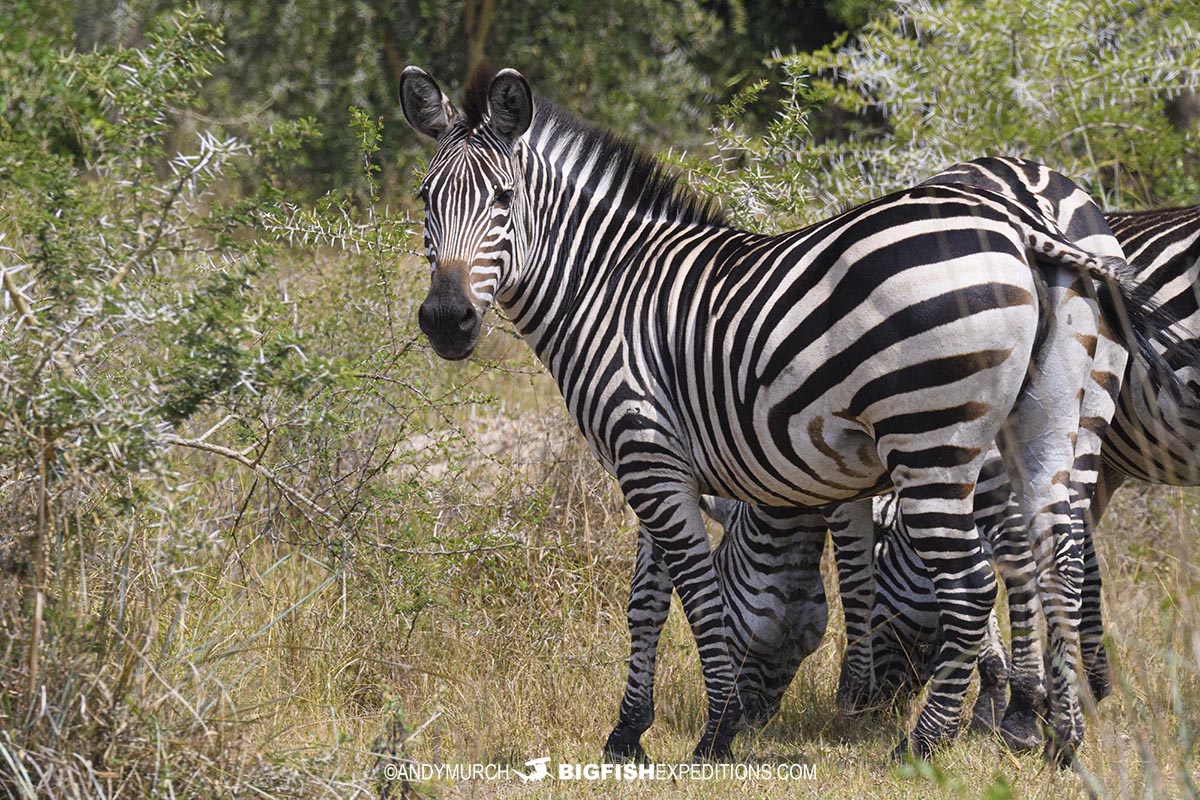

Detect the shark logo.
[{"left": 514, "top": 757, "right": 551, "bottom": 782}]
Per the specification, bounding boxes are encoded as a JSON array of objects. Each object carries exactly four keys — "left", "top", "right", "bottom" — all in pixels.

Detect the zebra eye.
[{"left": 494, "top": 187, "right": 514, "bottom": 208}]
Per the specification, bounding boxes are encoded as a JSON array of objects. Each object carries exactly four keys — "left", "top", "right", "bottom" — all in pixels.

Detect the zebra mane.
[
  {"left": 461, "top": 63, "right": 497, "bottom": 128},
  {"left": 457, "top": 64, "right": 728, "bottom": 229}
]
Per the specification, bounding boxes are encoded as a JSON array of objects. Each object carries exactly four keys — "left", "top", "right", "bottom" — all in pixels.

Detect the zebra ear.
[
  {"left": 401, "top": 66, "right": 458, "bottom": 140},
  {"left": 487, "top": 69, "right": 533, "bottom": 143}
]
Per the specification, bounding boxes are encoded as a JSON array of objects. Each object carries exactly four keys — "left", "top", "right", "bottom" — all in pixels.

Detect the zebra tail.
[
  {"left": 1023, "top": 227, "right": 1200, "bottom": 410},
  {"left": 1096, "top": 265, "right": 1200, "bottom": 410}
]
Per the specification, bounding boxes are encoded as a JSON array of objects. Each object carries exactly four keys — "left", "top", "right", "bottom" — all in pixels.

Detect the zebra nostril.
[{"left": 458, "top": 306, "right": 478, "bottom": 331}]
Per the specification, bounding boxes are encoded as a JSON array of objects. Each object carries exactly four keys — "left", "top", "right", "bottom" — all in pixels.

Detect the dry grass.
[
  {"left": 3, "top": 267, "right": 1199, "bottom": 798},
  {"left": 377, "top": 441, "right": 1200, "bottom": 800}
]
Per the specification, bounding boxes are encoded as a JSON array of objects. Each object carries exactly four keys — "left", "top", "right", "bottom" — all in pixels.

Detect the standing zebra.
[
  {"left": 838, "top": 157, "right": 1132, "bottom": 756},
  {"left": 401, "top": 65, "right": 1162, "bottom": 761},
  {"left": 705, "top": 202, "right": 1200, "bottom": 753}
]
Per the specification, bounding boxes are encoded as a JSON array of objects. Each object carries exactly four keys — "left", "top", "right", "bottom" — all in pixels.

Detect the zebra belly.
[{"left": 689, "top": 408, "right": 886, "bottom": 507}]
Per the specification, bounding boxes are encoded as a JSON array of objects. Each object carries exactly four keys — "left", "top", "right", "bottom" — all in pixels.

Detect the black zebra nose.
[{"left": 419, "top": 271, "right": 482, "bottom": 360}]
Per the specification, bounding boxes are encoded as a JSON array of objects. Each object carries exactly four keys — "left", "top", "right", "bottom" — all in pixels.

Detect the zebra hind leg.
[
  {"left": 890, "top": 485, "right": 996, "bottom": 759},
  {"left": 1070, "top": 315, "right": 1128, "bottom": 710},
  {"left": 993, "top": 275, "right": 1099, "bottom": 762},
  {"left": 994, "top": 447, "right": 1082, "bottom": 765},
  {"left": 603, "top": 527, "right": 672, "bottom": 763},
  {"left": 1078, "top": 466, "right": 1126, "bottom": 705},
  {"left": 990, "top": 499, "right": 1047, "bottom": 751},
  {"left": 1079, "top": 528, "right": 1111, "bottom": 703}
]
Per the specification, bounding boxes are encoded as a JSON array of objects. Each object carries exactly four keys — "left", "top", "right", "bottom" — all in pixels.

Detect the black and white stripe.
[
  {"left": 869, "top": 202, "right": 1200, "bottom": 720},
  {"left": 402, "top": 68, "right": 1177, "bottom": 762},
  {"left": 703, "top": 497, "right": 828, "bottom": 727},
  {"left": 710, "top": 200, "right": 1200, "bottom": 756},
  {"left": 753, "top": 156, "right": 1133, "bottom": 759}
]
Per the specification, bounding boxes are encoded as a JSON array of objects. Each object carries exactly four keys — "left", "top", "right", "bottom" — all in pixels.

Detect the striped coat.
[{"left": 402, "top": 67, "right": 1176, "bottom": 762}]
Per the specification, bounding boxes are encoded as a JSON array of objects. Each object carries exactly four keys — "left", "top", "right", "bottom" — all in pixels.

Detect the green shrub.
[{"left": 687, "top": 0, "right": 1200, "bottom": 231}]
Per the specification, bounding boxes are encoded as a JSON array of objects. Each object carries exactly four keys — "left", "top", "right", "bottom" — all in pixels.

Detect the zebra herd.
[{"left": 399, "top": 64, "right": 1200, "bottom": 767}]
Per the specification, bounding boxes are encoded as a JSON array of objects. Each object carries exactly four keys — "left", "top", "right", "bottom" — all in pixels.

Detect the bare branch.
[
  {"left": 158, "top": 433, "right": 343, "bottom": 531},
  {"left": 2, "top": 266, "right": 37, "bottom": 328}
]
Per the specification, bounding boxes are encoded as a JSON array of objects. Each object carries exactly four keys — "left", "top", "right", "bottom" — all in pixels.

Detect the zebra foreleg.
[
  {"left": 604, "top": 527, "right": 672, "bottom": 763},
  {"left": 624, "top": 485, "right": 744, "bottom": 761},
  {"left": 827, "top": 500, "right": 878, "bottom": 712}
]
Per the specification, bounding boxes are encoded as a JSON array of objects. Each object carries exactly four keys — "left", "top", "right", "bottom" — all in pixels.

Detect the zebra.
[
  {"left": 703, "top": 498, "right": 828, "bottom": 729},
  {"left": 869, "top": 202, "right": 1200, "bottom": 727},
  {"left": 869, "top": 458, "right": 1042, "bottom": 738},
  {"left": 400, "top": 64, "right": 1173, "bottom": 762},
  {"left": 702, "top": 202, "right": 1200, "bottom": 753},
  {"left": 704, "top": 466, "right": 1028, "bottom": 736}
]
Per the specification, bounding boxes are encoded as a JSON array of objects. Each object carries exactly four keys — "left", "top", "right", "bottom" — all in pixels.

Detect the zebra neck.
[{"left": 496, "top": 121, "right": 732, "bottom": 378}]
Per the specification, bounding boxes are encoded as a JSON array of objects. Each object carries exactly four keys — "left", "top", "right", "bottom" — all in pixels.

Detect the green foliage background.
[{"left": 0, "top": 1, "right": 1198, "bottom": 797}]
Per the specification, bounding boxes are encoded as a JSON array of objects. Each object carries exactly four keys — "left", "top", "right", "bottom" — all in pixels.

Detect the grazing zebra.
[
  {"left": 703, "top": 497, "right": 828, "bottom": 728},
  {"left": 400, "top": 64, "right": 1168, "bottom": 761},
  {"left": 708, "top": 202, "right": 1200, "bottom": 753},
  {"left": 870, "top": 202, "right": 1200, "bottom": 725}
]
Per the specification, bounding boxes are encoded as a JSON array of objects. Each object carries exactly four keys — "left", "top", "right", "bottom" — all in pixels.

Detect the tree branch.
[
  {"left": 2, "top": 266, "right": 37, "bottom": 328},
  {"left": 158, "top": 433, "right": 343, "bottom": 531}
]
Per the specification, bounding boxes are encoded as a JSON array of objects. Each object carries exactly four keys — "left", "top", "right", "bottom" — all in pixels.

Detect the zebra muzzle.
[{"left": 418, "top": 272, "right": 482, "bottom": 360}]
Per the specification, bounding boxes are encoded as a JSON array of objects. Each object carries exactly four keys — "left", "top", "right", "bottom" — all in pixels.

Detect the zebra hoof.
[
  {"left": 892, "top": 734, "right": 932, "bottom": 762},
  {"left": 1086, "top": 655, "right": 1112, "bottom": 703},
  {"left": 691, "top": 738, "right": 734, "bottom": 763},
  {"left": 602, "top": 730, "right": 649, "bottom": 764},
  {"left": 836, "top": 680, "right": 877, "bottom": 715},
  {"left": 970, "top": 690, "right": 1007, "bottom": 734},
  {"left": 740, "top": 698, "right": 780, "bottom": 732},
  {"left": 1043, "top": 732, "right": 1080, "bottom": 769},
  {"left": 692, "top": 720, "right": 739, "bottom": 762},
  {"left": 1087, "top": 671, "right": 1112, "bottom": 703},
  {"left": 999, "top": 711, "right": 1042, "bottom": 752}
]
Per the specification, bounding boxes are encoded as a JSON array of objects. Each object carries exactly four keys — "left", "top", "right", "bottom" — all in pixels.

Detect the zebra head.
[{"left": 401, "top": 66, "right": 532, "bottom": 360}]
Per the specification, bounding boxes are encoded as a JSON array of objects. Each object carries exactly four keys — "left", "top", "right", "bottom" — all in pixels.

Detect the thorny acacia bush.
[
  {"left": 0, "top": 9, "right": 554, "bottom": 797},
  {"left": 685, "top": 0, "right": 1200, "bottom": 230}
]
